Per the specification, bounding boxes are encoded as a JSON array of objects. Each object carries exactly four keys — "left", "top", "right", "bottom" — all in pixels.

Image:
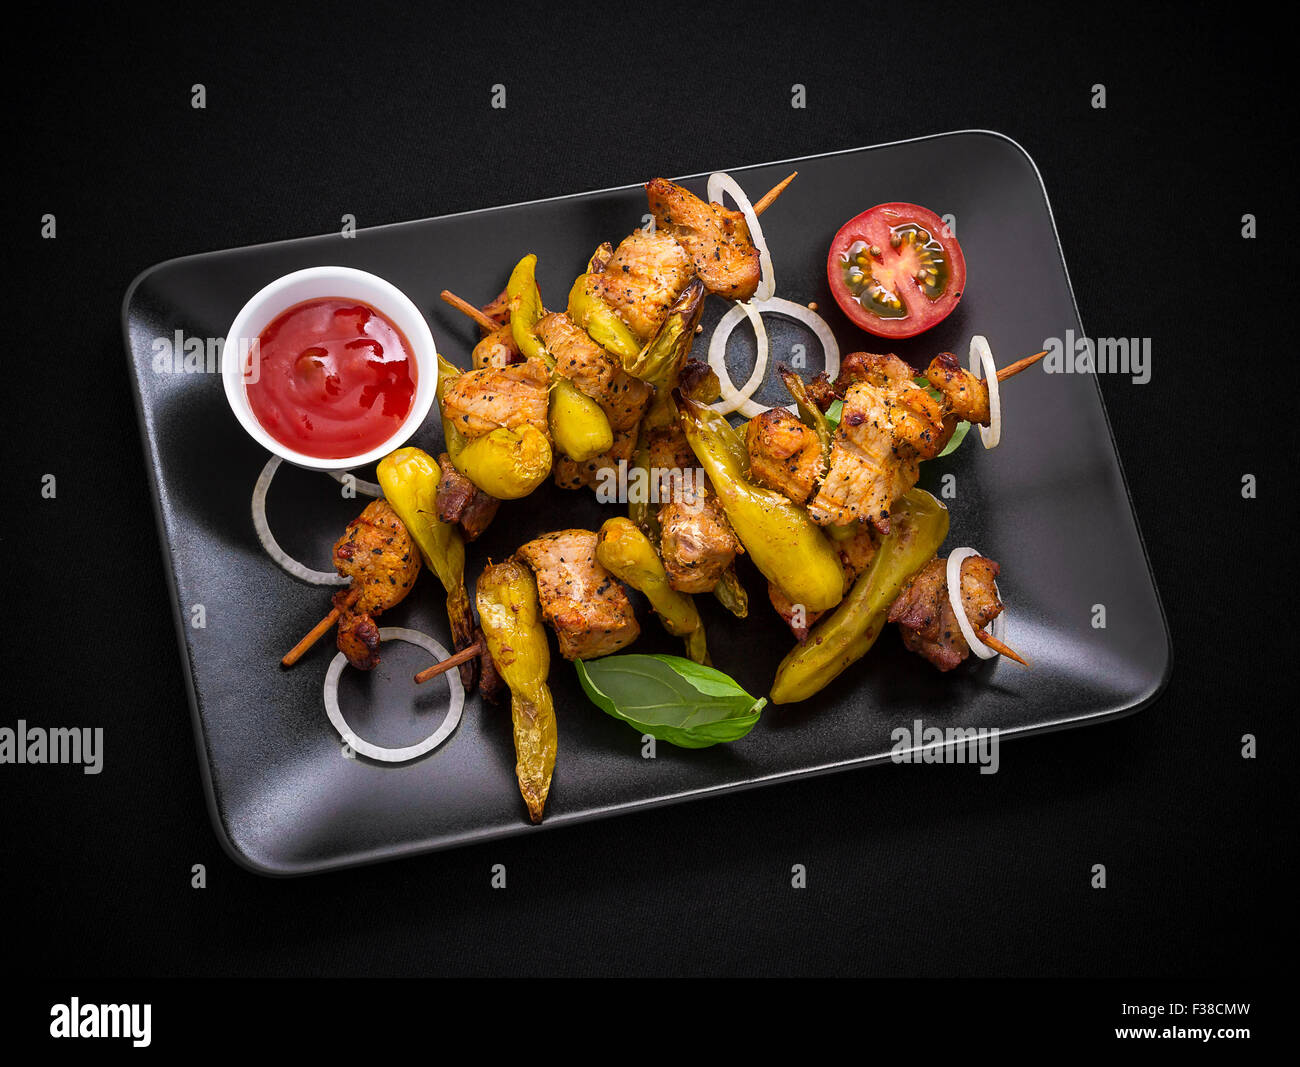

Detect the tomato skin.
[{"left": 827, "top": 203, "right": 966, "bottom": 340}]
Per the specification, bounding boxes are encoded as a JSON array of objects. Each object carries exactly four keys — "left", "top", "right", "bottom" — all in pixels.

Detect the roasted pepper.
[
  {"left": 712, "top": 566, "right": 749, "bottom": 619},
  {"left": 597, "top": 517, "right": 708, "bottom": 663},
  {"left": 779, "top": 363, "right": 832, "bottom": 471},
  {"left": 376, "top": 447, "right": 480, "bottom": 689},
  {"left": 769, "top": 489, "right": 950, "bottom": 704},
  {"left": 476, "top": 560, "right": 557, "bottom": 824},
  {"left": 437, "top": 353, "right": 552, "bottom": 499},
  {"left": 567, "top": 272, "right": 641, "bottom": 363},
  {"left": 624, "top": 280, "right": 706, "bottom": 389},
  {"left": 676, "top": 393, "right": 845, "bottom": 614},
  {"left": 508, "top": 253, "right": 613, "bottom": 462}
]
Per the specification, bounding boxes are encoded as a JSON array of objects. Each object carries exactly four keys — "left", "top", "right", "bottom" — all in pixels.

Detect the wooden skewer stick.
[
  {"left": 414, "top": 640, "right": 486, "bottom": 684},
  {"left": 978, "top": 631, "right": 1030, "bottom": 667},
  {"left": 281, "top": 589, "right": 359, "bottom": 668},
  {"left": 440, "top": 290, "right": 500, "bottom": 332},
  {"left": 996, "top": 350, "right": 1048, "bottom": 383},
  {"left": 753, "top": 171, "right": 797, "bottom": 216}
]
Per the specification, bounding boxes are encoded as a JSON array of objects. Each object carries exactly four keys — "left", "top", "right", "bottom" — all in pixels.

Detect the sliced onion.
[
  {"left": 707, "top": 297, "right": 841, "bottom": 419},
  {"left": 327, "top": 469, "right": 382, "bottom": 498},
  {"left": 706, "top": 172, "right": 775, "bottom": 301},
  {"left": 708, "top": 301, "right": 768, "bottom": 417},
  {"left": 969, "top": 335, "right": 1002, "bottom": 449},
  {"left": 323, "top": 627, "right": 465, "bottom": 763},
  {"left": 252, "top": 456, "right": 348, "bottom": 586},
  {"left": 946, "top": 547, "right": 1006, "bottom": 661}
]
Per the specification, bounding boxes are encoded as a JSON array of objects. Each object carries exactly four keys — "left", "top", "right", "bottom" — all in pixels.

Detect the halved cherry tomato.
[{"left": 827, "top": 203, "right": 966, "bottom": 339}]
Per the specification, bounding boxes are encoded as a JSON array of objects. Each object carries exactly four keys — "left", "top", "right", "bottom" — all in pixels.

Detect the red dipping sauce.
[{"left": 245, "top": 298, "right": 417, "bottom": 459}]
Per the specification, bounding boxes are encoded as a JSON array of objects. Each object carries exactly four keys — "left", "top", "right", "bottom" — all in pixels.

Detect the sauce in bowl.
[{"left": 245, "top": 298, "right": 417, "bottom": 460}]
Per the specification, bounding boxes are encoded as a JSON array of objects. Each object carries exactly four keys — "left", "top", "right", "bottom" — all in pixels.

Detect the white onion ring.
[
  {"left": 707, "top": 172, "right": 775, "bottom": 301},
  {"left": 708, "top": 301, "right": 769, "bottom": 417},
  {"left": 327, "top": 469, "right": 382, "bottom": 498},
  {"left": 323, "top": 627, "right": 465, "bottom": 763},
  {"left": 252, "top": 456, "right": 348, "bottom": 586},
  {"left": 707, "top": 297, "right": 841, "bottom": 419},
  {"left": 969, "top": 335, "right": 1002, "bottom": 449},
  {"left": 946, "top": 547, "right": 1006, "bottom": 662}
]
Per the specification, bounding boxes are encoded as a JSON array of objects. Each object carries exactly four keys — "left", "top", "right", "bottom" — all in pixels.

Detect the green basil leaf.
[
  {"left": 937, "top": 420, "right": 970, "bottom": 457},
  {"left": 575, "top": 654, "right": 765, "bottom": 749},
  {"left": 824, "top": 398, "right": 844, "bottom": 431}
]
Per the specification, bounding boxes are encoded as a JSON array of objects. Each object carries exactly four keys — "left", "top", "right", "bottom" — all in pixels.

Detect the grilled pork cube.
[
  {"left": 330, "top": 499, "right": 422, "bottom": 670},
  {"left": 647, "top": 424, "right": 742, "bottom": 593},
  {"left": 516, "top": 529, "right": 640, "bottom": 660},
  {"left": 440, "top": 358, "right": 550, "bottom": 438},
  {"left": 745, "top": 406, "right": 823, "bottom": 505},
  {"left": 589, "top": 228, "right": 694, "bottom": 341},
  {"left": 534, "top": 312, "right": 652, "bottom": 431},
  {"left": 435, "top": 452, "right": 499, "bottom": 541},
  {"left": 646, "top": 177, "right": 761, "bottom": 301},
  {"left": 924, "top": 352, "right": 991, "bottom": 426},
  {"left": 888, "top": 555, "right": 1003, "bottom": 671},
  {"left": 809, "top": 381, "right": 921, "bottom": 531},
  {"left": 471, "top": 323, "right": 521, "bottom": 370},
  {"left": 552, "top": 429, "right": 638, "bottom": 492}
]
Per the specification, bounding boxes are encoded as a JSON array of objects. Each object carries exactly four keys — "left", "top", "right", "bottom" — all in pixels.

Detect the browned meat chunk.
[
  {"left": 436, "top": 452, "right": 499, "bottom": 541},
  {"left": 589, "top": 228, "right": 694, "bottom": 341},
  {"left": 534, "top": 311, "right": 652, "bottom": 431},
  {"left": 646, "top": 177, "right": 761, "bottom": 301},
  {"left": 552, "top": 429, "right": 638, "bottom": 491},
  {"left": 745, "top": 406, "right": 823, "bottom": 505},
  {"left": 516, "top": 529, "right": 641, "bottom": 660},
  {"left": 808, "top": 380, "right": 922, "bottom": 531},
  {"left": 888, "top": 555, "right": 1003, "bottom": 671},
  {"left": 330, "top": 499, "right": 422, "bottom": 670},
  {"left": 924, "top": 352, "right": 991, "bottom": 425},
  {"left": 471, "top": 323, "right": 522, "bottom": 370},
  {"left": 440, "top": 358, "right": 550, "bottom": 439},
  {"left": 648, "top": 424, "right": 742, "bottom": 593}
]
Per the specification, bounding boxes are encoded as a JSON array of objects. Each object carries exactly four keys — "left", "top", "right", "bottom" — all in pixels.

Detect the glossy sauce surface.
[{"left": 246, "top": 298, "right": 416, "bottom": 459}]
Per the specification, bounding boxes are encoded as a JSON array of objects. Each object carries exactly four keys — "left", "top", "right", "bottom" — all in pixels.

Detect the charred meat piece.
[
  {"left": 331, "top": 499, "right": 422, "bottom": 670},
  {"left": 440, "top": 358, "right": 550, "bottom": 438},
  {"left": 646, "top": 177, "right": 761, "bottom": 301},
  {"left": 435, "top": 452, "right": 500, "bottom": 541},
  {"left": 805, "top": 371, "right": 838, "bottom": 412},
  {"left": 589, "top": 228, "right": 694, "bottom": 341},
  {"left": 471, "top": 323, "right": 522, "bottom": 370},
  {"left": 478, "top": 289, "right": 511, "bottom": 331},
  {"left": 648, "top": 424, "right": 742, "bottom": 593},
  {"left": 888, "top": 555, "right": 1003, "bottom": 671},
  {"left": 553, "top": 428, "right": 638, "bottom": 491},
  {"left": 924, "top": 352, "right": 991, "bottom": 425},
  {"left": 534, "top": 311, "right": 653, "bottom": 431},
  {"left": 745, "top": 406, "right": 824, "bottom": 505},
  {"left": 516, "top": 529, "right": 641, "bottom": 660},
  {"left": 808, "top": 380, "right": 922, "bottom": 531}
]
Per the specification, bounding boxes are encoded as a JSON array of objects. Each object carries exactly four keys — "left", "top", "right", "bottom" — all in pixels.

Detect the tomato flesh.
[{"left": 827, "top": 203, "right": 966, "bottom": 339}]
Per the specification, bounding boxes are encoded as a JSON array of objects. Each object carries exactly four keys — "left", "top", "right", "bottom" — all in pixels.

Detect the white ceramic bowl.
[{"left": 222, "top": 266, "right": 438, "bottom": 472}]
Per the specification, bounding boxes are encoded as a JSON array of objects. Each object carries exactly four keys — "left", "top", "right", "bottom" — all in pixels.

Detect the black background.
[{"left": 5, "top": 2, "right": 1290, "bottom": 979}]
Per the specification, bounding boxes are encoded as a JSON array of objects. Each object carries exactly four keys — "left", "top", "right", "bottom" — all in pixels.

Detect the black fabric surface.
[{"left": 6, "top": 2, "right": 1289, "bottom": 977}]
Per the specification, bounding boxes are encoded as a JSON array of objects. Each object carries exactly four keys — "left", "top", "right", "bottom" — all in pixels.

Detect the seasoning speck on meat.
[{"left": 516, "top": 529, "right": 640, "bottom": 660}]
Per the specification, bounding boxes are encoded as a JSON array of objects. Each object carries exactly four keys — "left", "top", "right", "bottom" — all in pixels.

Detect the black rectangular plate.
[{"left": 124, "top": 131, "right": 1170, "bottom": 875}]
